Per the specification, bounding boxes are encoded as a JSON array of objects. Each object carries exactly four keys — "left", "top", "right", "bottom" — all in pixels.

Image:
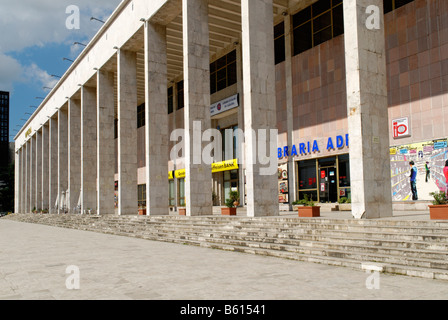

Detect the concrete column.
[
  {"left": 145, "top": 21, "right": 169, "bottom": 216},
  {"left": 49, "top": 116, "right": 58, "bottom": 214},
  {"left": 284, "top": 14, "right": 296, "bottom": 210},
  {"left": 58, "top": 107, "right": 68, "bottom": 214},
  {"left": 81, "top": 86, "right": 98, "bottom": 214},
  {"left": 97, "top": 70, "right": 115, "bottom": 215},
  {"left": 241, "top": 0, "right": 279, "bottom": 217},
  {"left": 117, "top": 49, "right": 138, "bottom": 215},
  {"left": 236, "top": 42, "right": 245, "bottom": 207},
  {"left": 68, "top": 99, "right": 81, "bottom": 213},
  {"left": 20, "top": 146, "right": 25, "bottom": 212},
  {"left": 30, "top": 135, "right": 36, "bottom": 212},
  {"left": 182, "top": 0, "right": 213, "bottom": 216},
  {"left": 14, "top": 150, "right": 19, "bottom": 213},
  {"left": 35, "top": 130, "right": 42, "bottom": 211},
  {"left": 25, "top": 141, "right": 30, "bottom": 213},
  {"left": 343, "top": 0, "right": 392, "bottom": 219},
  {"left": 41, "top": 124, "right": 49, "bottom": 211}
]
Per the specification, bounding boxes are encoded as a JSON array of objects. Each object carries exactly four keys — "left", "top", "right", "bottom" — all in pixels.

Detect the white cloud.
[
  {"left": 0, "top": 0, "right": 121, "bottom": 92},
  {"left": 0, "top": 0, "right": 122, "bottom": 53},
  {"left": 0, "top": 53, "right": 23, "bottom": 92}
]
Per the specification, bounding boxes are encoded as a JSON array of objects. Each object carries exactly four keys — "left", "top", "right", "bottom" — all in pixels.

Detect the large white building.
[{"left": 14, "top": 0, "right": 447, "bottom": 219}]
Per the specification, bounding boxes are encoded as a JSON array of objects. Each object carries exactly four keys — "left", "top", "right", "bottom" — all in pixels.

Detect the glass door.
[{"left": 318, "top": 166, "right": 338, "bottom": 203}]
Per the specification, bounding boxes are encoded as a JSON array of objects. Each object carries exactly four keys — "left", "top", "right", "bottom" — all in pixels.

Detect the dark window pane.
[
  {"left": 293, "top": 6, "right": 311, "bottom": 28},
  {"left": 227, "top": 62, "right": 237, "bottom": 86},
  {"left": 217, "top": 56, "right": 227, "bottom": 70},
  {"left": 394, "top": 0, "right": 414, "bottom": 10},
  {"left": 275, "top": 36, "right": 286, "bottom": 64},
  {"left": 293, "top": 21, "right": 312, "bottom": 55},
  {"left": 333, "top": 4, "right": 344, "bottom": 37},
  {"left": 217, "top": 79, "right": 227, "bottom": 91},
  {"left": 384, "top": 0, "right": 393, "bottom": 13},
  {"left": 227, "top": 50, "right": 236, "bottom": 63},
  {"left": 312, "top": 0, "right": 331, "bottom": 17},
  {"left": 274, "top": 22, "right": 284, "bottom": 39},
  {"left": 217, "top": 67, "right": 226, "bottom": 82},
  {"left": 332, "top": 0, "right": 342, "bottom": 6},
  {"left": 210, "top": 61, "right": 216, "bottom": 73},
  {"left": 313, "top": 11, "right": 331, "bottom": 33},
  {"left": 313, "top": 26, "right": 332, "bottom": 47},
  {"left": 210, "top": 72, "right": 216, "bottom": 94}
]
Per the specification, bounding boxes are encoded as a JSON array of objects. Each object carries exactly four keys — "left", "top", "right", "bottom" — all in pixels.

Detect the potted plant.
[
  {"left": 221, "top": 198, "right": 237, "bottom": 216},
  {"left": 297, "top": 194, "right": 320, "bottom": 217},
  {"left": 428, "top": 191, "right": 448, "bottom": 220},
  {"left": 230, "top": 190, "right": 240, "bottom": 207},
  {"left": 41, "top": 208, "right": 48, "bottom": 214},
  {"left": 338, "top": 197, "right": 351, "bottom": 211},
  {"left": 32, "top": 207, "right": 37, "bottom": 214},
  {"left": 138, "top": 205, "right": 146, "bottom": 216}
]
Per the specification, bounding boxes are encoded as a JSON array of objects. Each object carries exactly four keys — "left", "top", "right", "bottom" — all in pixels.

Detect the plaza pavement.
[{"left": 0, "top": 217, "right": 447, "bottom": 300}]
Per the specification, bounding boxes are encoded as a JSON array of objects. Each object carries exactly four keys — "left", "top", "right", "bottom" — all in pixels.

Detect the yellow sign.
[
  {"left": 169, "top": 159, "right": 239, "bottom": 179},
  {"left": 211, "top": 159, "right": 239, "bottom": 173},
  {"left": 25, "top": 128, "right": 32, "bottom": 138},
  {"left": 175, "top": 169, "right": 186, "bottom": 179}
]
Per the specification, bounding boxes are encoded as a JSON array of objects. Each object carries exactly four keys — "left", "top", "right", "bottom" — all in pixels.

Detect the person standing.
[
  {"left": 409, "top": 161, "right": 418, "bottom": 200},
  {"left": 425, "top": 161, "right": 430, "bottom": 182}
]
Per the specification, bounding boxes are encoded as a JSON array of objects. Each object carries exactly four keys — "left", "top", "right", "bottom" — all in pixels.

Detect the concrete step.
[{"left": 5, "top": 213, "right": 448, "bottom": 281}]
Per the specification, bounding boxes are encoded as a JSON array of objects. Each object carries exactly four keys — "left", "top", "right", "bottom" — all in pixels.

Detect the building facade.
[{"left": 14, "top": 0, "right": 448, "bottom": 219}]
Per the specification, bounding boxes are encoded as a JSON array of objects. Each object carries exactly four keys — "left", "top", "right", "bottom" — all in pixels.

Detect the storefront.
[{"left": 296, "top": 154, "right": 350, "bottom": 203}]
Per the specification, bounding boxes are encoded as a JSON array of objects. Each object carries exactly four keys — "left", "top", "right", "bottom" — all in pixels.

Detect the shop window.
[
  {"left": 169, "top": 180, "right": 175, "bottom": 206},
  {"left": 178, "top": 178, "right": 185, "bottom": 206},
  {"left": 177, "top": 81, "right": 184, "bottom": 110},
  {"left": 274, "top": 22, "right": 285, "bottom": 65},
  {"left": 168, "top": 87, "right": 174, "bottom": 114},
  {"left": 223, "top": 170, "right": 239, "bottom": 202},
  {"left": 137, "top": 103, "right": 145, "bottom": 128},
  {"left": 138, "top": 184, "right": 146, "bottom": 207},
  {"left": 210, "top": 50, "right": 237, "bottom": 95},
  {"left": 292, "top": 0, "right": 344, "bottom": 56},
  {"left": 221, "top": 125, "right": 239, "bottom": 161}
]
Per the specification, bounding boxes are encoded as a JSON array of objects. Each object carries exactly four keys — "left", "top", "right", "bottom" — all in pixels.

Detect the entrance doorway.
[{"left": 318, "top": 166, "right": 338, "bottom": 203}]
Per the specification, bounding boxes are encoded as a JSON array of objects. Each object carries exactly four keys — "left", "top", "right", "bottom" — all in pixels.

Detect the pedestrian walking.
[
  {"left": 444, "top": 160, "right": 448, "bottom": 197},
  {"left": 425, "top": 161, "right": 430, "bottom": 182}
]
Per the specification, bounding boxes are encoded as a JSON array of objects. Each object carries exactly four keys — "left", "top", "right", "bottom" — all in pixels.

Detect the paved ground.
[{"left": 1, "top": 218, "right": 448, "bottom": 300}]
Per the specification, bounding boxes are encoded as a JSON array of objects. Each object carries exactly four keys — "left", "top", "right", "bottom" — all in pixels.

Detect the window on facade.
[
  {"left": 210, "top": 50, "right": 237, "bottom": 95},
  {"left": 138, "top": 184, "right": 146, "bottom": 207},
  {"left": 178, "top": 178, "right": 185, "bottom": 206},
  {"left": 137, "top": 103, "right": 145, "bottom": 128},
  {"left": 169, "top": 180, "right": 175, "bottom": 206},
  {"left": 114, "top": 119, "right": 118, "bottom": 139},
  {"left": 221, "top": 125, "right": 239, "bottom": 161},
  {"left": 274, "top": 22, "right": 286, "bottom": 65},
  {"left": 177, "top": 81, "right": 184, "bottom": 110},
  {"left": 168, "top": 86, "right": 174, "bottom": 114},
  {"left": 292, "top": 0, "right": 344, "bottom": 56},
  {"left": 383, "top": 0, "right": 415, "bottom": 13}
]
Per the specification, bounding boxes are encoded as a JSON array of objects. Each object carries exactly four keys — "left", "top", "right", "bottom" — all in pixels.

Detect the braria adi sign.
[
  {"left": 392, "top": 117, "right": 411, "bottom": 139},
  {"left": 210, "top": 94, "right": 239, "bottom": 116}
]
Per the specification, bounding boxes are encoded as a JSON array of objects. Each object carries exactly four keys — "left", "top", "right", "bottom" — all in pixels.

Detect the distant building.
[{"left": 0, "top": 91, "right": 9, "bottom": 167}]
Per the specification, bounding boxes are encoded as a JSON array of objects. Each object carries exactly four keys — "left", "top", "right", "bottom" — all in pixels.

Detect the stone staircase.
[{"left": 4, "top": 213, "right": 448, "bottom": 281}]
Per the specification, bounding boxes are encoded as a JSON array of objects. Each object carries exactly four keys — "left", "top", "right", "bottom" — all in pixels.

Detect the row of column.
[{"left": 15, "top": 0, "right": 391, "bottom": 219}]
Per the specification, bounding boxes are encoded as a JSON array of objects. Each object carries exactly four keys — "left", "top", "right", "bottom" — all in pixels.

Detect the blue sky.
[{"left": 0, "top": 0, "right": 122, "bottom": 142}]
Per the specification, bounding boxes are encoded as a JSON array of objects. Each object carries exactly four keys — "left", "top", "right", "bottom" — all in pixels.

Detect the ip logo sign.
[{"left": 392, "top": 117, "right": 410, "bottom": 139}]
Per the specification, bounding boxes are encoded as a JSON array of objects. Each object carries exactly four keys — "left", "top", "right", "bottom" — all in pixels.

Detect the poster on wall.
[
  {"left": 278, "top": 164, "right": 289, "bottom": 203},
  {"left": 390, "top": 138, "right": 448, "bottom": 201}
]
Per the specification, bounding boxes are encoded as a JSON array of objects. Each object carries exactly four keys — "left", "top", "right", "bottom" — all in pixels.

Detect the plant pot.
[
  {"left": 298, "top": 206, "right": 320, "bottom": 217},
  {"left": 179, "top": 208, "right": 186, "bottom": 216},
  {"left": 339, "top": 203, "right": 351, "bottom": 211},
  {"left": 429, "top": 205, "right": 448, "bottom": 220},
  {"left": 138, "top": 209, "right": 146, "bottom": 216},
  {"left": 221, "top": 207, "right": 237, "bottom": 216}
]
